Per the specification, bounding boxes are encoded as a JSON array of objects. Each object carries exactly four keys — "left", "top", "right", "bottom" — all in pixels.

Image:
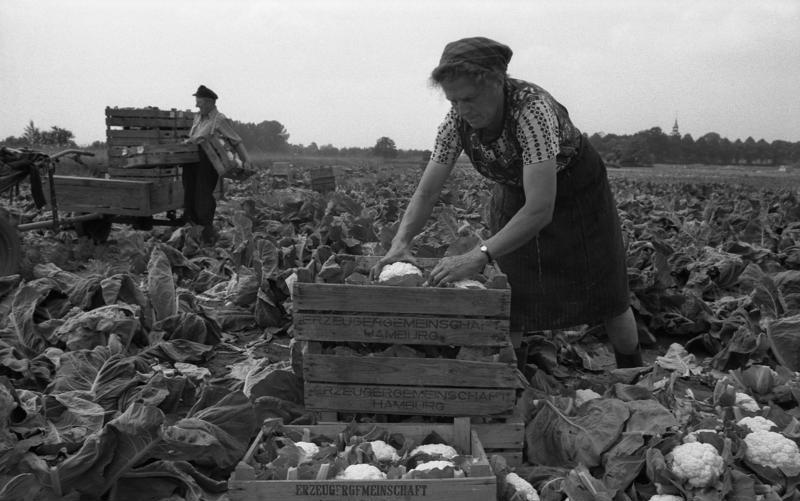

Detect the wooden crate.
[
  {"left": 310, "top": 166, "right": 336, "bottom": 193},
  {"left": 42, "top": 175, "right": 183, "bottom": 216},
  {"left": 271, "top": 161, "right": 293, "bottom": 181},
  {"left": 105, "top": 107, "right": 194, "bottom": 167},
  {"left": 294, "top": 255, "right": 518, "bottom": 418},
  {"left": 228, "top": 418, "right": 496, "bottom": 501},
  {"left": 120, "top": 143, "right": 199, "bottom": 168}
]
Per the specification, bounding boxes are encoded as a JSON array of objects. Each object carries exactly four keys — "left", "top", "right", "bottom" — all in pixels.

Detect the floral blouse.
[{"left": 430, "top": 78, "right": 583, "bottom": 186}]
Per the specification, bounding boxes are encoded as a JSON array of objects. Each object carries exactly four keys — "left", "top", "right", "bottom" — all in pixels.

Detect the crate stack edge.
[
  {"left": 293, "top": 254, "right": 525, "bottom": 466},
  {"left": 228, "top": 418, "right": 497, "bottom": 501}
]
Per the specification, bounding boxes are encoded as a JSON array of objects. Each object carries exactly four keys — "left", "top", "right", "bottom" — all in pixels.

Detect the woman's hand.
[{"left": 428, "top": 247, "right": 487, "bottom": 287}]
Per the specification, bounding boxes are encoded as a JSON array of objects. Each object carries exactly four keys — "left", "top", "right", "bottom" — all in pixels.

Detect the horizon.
[{"left": 3, "top": 0, "right": 799, "bottom": 149}]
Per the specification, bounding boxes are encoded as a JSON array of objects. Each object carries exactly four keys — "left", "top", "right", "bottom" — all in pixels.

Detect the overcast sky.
[{"left": 2, "top": 0, "right": 799, "bottom": 150}]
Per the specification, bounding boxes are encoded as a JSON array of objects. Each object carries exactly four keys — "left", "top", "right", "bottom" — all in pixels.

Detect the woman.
[
  {"left": 376, "top": 37, "right": 642, "bottom": 368},
  {"left": 184, "top": 85, "right": 252, "bottom": 243}
]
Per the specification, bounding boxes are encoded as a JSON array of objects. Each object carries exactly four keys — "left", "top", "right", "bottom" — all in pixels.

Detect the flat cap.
[{"left": 192, "top": 85, "right": 218, "bottom": 100}]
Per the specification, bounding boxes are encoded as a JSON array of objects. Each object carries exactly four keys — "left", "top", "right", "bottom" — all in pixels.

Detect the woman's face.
[{"left": 441, "top": 76, "right": 504, "bottom": 130}]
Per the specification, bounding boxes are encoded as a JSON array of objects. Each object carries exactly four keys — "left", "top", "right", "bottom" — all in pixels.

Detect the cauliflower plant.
[
  {"left": 737, "top": 416, "right": 776, "bottom": 433},
  {"left": 668, "top": 442, "right": 724, "bottom": 488},
  {"left": 336, "top": 463, "right": 387, "bottom": 480},
  {"left": 506, "top": 472, "right": 540, "bottom": 501},
  {"left": 743, "top": 430, "right": 800, "bottom": 476}
]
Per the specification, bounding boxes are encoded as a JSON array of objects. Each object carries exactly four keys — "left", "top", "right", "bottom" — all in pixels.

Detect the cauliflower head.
[
  {"left": 378, "top": 262, "right": 424, "bottom": 285},
  {"left": 744, "top": 430, "right": 800, "bottom": 476},
  {"left": 734, "top": 392, "right": 760, "bottom": 412},
  {"left": 506, "top": 472, "right": 540, "bottom": 501},
  {"left": 369, "top": 440, "right": 400, "bottom": 462},
  {"left": 669, "top": 442, "right": 724, "bottom": 488},
  {"left": 295, "top": 441, "right": 319, "bottom": 464},
  {"left": 452, "top": 279, "right": 486, "bottom": 289},
  {"left": 648, "top": 495, "right": 684, "bottom": 501},
  {"left": 409, "top": 443, "right": 458, "bottom": 460},
  {"left": 574, "top": 388, "right": 602, "bottom": 407},
  {"left": 336, "top": 464, "right": 387, "bottom": 480},
  {"left": 737, "top": 416, "right": 776, "bottom": 433}
]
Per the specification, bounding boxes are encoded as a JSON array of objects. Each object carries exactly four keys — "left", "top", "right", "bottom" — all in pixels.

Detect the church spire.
[{"left": 671, "top": 117, "right": 680, "bottom": 137}]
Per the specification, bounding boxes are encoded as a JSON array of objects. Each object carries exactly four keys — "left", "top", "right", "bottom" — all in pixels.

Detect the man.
[{"left": 183, "top": 85, "right": 251, "bottom": 243}]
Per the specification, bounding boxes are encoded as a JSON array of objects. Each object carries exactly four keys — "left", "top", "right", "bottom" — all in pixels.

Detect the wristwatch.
[{"left": 479, "top": 244, "right": 494, "bottom": 264}]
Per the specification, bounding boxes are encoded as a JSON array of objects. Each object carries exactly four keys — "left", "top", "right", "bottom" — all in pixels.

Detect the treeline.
[
  {"left": 590, "top": 127, "right": 800, "bottom": 167},
  {"left": 2, "top": 121, "right": 77, "bottom": 148},
  {"left": 4, "top": 120, "right": 799, "bottom": 167}
]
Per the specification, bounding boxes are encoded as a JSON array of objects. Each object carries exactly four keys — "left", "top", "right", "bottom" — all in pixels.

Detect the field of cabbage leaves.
[{"left": 1, "top": 160, "right": 800, "bottom": 501}]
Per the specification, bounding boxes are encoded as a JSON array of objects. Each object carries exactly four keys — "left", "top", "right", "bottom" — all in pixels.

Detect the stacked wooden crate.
[
  {"left": 229, "top": 417, "right": 497, "bottom": 501},
  {"left": 105, "top": 107, "right": 194, "bottom": 168},
  {"left": 293, "top": 254, "right": 525, "bottom": 466},
  {"left": 310, "top": 165, "right": 336, "bottom": 193}
]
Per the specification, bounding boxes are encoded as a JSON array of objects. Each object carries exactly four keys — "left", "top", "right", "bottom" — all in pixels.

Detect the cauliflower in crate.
[
  {"left": 335, "top": 463, "right": 387, "bottom": 480},
  {"left": 377, "top": 262, "right": 424, "bottom": 286}
]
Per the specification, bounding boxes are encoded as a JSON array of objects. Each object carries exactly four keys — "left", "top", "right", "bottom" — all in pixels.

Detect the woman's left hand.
[{"left": 428, "top": 248, "right": 486, "bottom": 287}]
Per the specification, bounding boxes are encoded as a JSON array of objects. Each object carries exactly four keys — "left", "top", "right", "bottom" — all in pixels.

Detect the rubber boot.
[{"left": 614, "top": 346, "right": 644, "bottom": 368}]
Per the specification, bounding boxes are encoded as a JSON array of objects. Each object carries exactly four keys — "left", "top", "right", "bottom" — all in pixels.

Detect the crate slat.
[
  {"left": 105, "top": 107, "right": 193, "bottom": 119},
  {"left": 304, "top": 382, "right": 516, "bottom": 416},
  {"left": 304, "top": 354, "right": 519, "bottom": 388},
  {"left": 105, "top": 116, "right": 195, "bottom": 128},
  {"left": 294, "top": 312, "right": 509, "bottom": 345},
  {"left": 293, "top": 282, "right": 510, "bottom": 317}
]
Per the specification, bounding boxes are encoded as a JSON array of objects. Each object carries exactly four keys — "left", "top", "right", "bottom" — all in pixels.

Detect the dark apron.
[
  {"left": 488, "top": 137, "right": 629, "bottom": 332},
  {"left": 182, "top": 149, "right": 219, "bottom": 226}
]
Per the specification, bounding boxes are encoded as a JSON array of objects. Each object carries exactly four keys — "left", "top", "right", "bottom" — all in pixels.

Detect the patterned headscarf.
[{"left": 437, "top": 37, "right": 513, "bottom": 73}]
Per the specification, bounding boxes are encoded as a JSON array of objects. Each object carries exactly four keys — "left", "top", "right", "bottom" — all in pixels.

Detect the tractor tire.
[
  {"left": 75, "top": 216, "right": 113, "bottom": 243},
  {"left": 0, "top": 216, "right": 21, "bottom": 277}
]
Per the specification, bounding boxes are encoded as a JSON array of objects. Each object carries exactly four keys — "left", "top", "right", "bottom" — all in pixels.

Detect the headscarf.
[{"left": 436, "top": 37, "right": 513, "bottom": 74}]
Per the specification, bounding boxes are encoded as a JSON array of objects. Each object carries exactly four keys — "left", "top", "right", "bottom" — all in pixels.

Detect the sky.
[{"left": 2, "top": 0, "right": 799, "bottom": 150}]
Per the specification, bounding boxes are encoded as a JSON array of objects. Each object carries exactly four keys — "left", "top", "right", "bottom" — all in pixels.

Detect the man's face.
[{"left": 195, "top": 97, "right": 215, "bottom": 116}]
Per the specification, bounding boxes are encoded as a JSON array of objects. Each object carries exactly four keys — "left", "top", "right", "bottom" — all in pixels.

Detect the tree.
[
  {"left": 373, "top": 136, "right": 398, "bottom": 158},
  {"left": 23, "top": 120, "right": 41, "bottom": 145}
]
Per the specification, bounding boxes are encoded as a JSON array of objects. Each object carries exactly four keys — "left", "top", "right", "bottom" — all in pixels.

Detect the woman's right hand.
[{"left": 369, "top": 246, "right": 415, "bottom": 281}]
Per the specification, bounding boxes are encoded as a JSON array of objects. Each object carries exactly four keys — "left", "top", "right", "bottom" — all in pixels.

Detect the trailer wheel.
[
  {"left": 0, "top": 216, "right": 21, "bottom": 276},
  {"left": 75, "top": 217, "right": 113, "bottom": 243}
]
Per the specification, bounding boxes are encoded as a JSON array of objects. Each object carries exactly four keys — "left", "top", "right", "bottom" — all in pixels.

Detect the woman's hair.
[{"left": 429, "top": 61, "right": 507, "bottom": 88}]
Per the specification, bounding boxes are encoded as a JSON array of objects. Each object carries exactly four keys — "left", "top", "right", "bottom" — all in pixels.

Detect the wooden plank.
[
  {"left": 228, "top": 477, "right": 496, "bottom": 501},
  {"left": 122, "top": 151, "right": 199, "bottom": 168},
  {"left": 303, "top": 355, "right": 520, "bottom": 388},
  {"left": 304, "top": 382, "right": 516, "bottom": 416},
  {"left": 472, "top": 422, "right": 525, "bottom": 450},
  {"left": 293, "top": 283, "right": 510, "bottom": 318},
  {"left": 108, "top": 167, "right": 180, "bottom": 179},
  {"left": 294, "top": 313, "right": 509, "bottom": 345},
  {"left": 105, "top": 107, "right": 193, "bottom": 119},
  {"left": 105, "top": 116, "right": 194, "bottom": 128}
]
